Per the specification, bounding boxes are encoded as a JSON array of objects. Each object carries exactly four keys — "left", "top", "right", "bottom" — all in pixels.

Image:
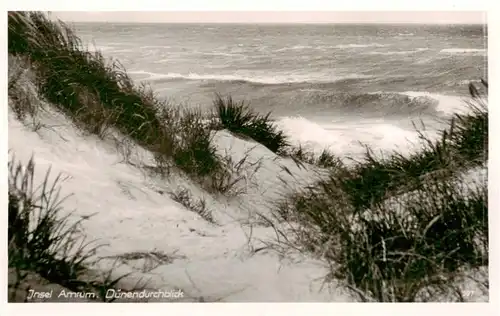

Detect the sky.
[{"left": 52, "top": 11, "right": 487, "bottom": 24}]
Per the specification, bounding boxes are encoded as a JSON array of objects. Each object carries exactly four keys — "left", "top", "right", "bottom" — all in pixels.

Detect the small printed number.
[{"left": 462, "top": 291, "right": 474, "bottom": 297}]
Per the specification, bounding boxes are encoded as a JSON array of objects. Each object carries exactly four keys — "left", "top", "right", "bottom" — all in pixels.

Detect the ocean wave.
[
  {"left": 129, "top": 70, "right": 373, "bottom": 85},
  {"left": 350, "top": 91, "right": 471, "bottom": 117},
  {"left": 274, "top": 45, "right": 315, "bottom": 52},
  {"left": 456, "top": 79, "right": 482, "bottom": 85},
  {"left": 140, "top": 45, "right": 172, "bottom": 49},
  {"left": 334, "top": 43, "right": 389, "bottom": 49},
  {"left": 271, "top": 43, "right": 388, "bottom": 52},
  {"left": 109, "top": 48, "right": 134, "bottom": 53},
  {"left": 275, "top": 116, "right": 342, "bottom": 149},
  {"left": 364, "top": 48, "right": 428, "bottom": 55},
  {"left": 439, "top": 48, "right": 486, "bottom": 55},
  {"left": 274, "top": 116, "right": 368, "bottom": 158},
  {"left": 399, "top": 91, "right": 469, "bottom": 115},
  {"left": 305, "top": 91, "right": 440, "bottom": 116},
  {"left": 200, "top": 52, "right": 246, "bottom": 57},
  {"left": 274, "top": 116, "right": 430, "bottom": 159}
]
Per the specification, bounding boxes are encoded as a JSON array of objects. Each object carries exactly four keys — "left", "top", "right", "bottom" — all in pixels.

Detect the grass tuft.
[
  {"left": 282, "top": 144, "right": 341, "bottom": 169},
  {"left": 214, "top": 94, "right": 290, "bottom": 154},
  {"left": 7, "top": 154, "right": 147, "bottom": 302},
  {"left": 8, "top": 155, "right": 97, "bottom": 301},
  {"left": 169, "top": 188, "right": 217, "bottom": 224}
]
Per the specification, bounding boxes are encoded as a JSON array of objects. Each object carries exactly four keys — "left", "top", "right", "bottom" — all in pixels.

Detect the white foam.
[
  {"left": 439, "top": 48, "right": 486, "bottom": 55},
  {"left": 140, "top": 45, "right": 172, "bottom": 49},
  {"left": 400, "top": 91, "right": 470, "bottom": 115},
  {"left": 457, "top": 79, "right": 482, "bottom": 85},
  {"left": 275, "top": 116, "right": 343, "bottom": 151},
  {"left": 274, "top": 45, "right": 314, "bottom": 52},
  {"left": 201, "top": 52, "right": 245, "bottom": 57},
  {"left": 334, "top": 43, "right": 388, "bottom": 49},
  {"left": 111, "top": 48, "right": 134, "bottom": 53},
  {"left": 274, "top": 116, "right": 432, "bottom": 160},
  {"left": 364, "top": 48, "right": 429, "bottom": 55}
]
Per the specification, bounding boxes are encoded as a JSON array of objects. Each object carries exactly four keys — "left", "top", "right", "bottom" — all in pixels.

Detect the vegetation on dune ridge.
[
  {"left": 280, "top": 144, "right": 342, "bottom": 169},
  {"left": 214, "top": 94, "right": 290, "bottom": 154},
  {"left": 269, "top": 81, "right": 488, "bottom": 302},
  {"left": 214, "top": 93, "right": 341, "bottom": 168},
  {"left": 7, "top": 11, "right": 232, "bottom": 190}
]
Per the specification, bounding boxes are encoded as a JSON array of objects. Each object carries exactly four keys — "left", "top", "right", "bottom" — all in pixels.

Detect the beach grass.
[
  {"left": 271, "top": 81, "right": 488, "bottom": 301},
  {"left": 8, "top": 155, "right": 97, "bottom": 301},
  {"left": 214, "top": 93, "right": 344, "bottom": 169},
  {"left": 214, "top": 93, "right": 290, "bottom": 154}
]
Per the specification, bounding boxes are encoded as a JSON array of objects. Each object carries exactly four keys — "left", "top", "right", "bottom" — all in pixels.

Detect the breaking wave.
[
  {"left": 440, "top": 48, "right": 486, "bottom": 55},
  {"left": 364, "top": 48, "right": 429, "bottom": 55},
  {"left": 334, "top": 43, "right": 389, "bottom": 49},
  {"left": 271, "top": 43, "right": 389, "bottom": 52},
  {"left": 200, "top": 52, "right": 246, "bottom": 57},
  {"left": 129, "top": 70, "right": 373, "bottom": 85},
  {"left": 302, "top": 91, "right": 441, "bottom": 116},
  {"left": 399, "top": 91, "right": 468, "bottom": 115},
  {"left": 274, "top": 45, "right": 315, "bottom": 52},
  {"left": 274, "top": 116, "right": 434, "bottom": 159}
]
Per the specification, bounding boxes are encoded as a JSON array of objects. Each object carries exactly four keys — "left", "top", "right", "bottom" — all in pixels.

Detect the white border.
[
  {"left": 0, "top": 3, "right": 9, "bottom": 312},
  {"left": 3, "top": 0, "right": 495, "bottom": 11},
  {"left": 1, "top": 1, "right": 498, "bottom": 316},
  {"left": 2, "top": 303, "right": 500, "bottom": 315}
]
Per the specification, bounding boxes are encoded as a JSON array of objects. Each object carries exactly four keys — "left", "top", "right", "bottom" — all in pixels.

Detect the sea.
[{"left": 71, "top": 22, "right": 488, "bottom": 159}]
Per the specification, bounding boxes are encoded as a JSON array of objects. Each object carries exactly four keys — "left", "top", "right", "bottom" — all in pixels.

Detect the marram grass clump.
[
  {"left": 214, "top": 94, "right": 290, "bottom": 154},
  {"left": 8, "top": 155, "right": 139, "bottom": 302}
]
